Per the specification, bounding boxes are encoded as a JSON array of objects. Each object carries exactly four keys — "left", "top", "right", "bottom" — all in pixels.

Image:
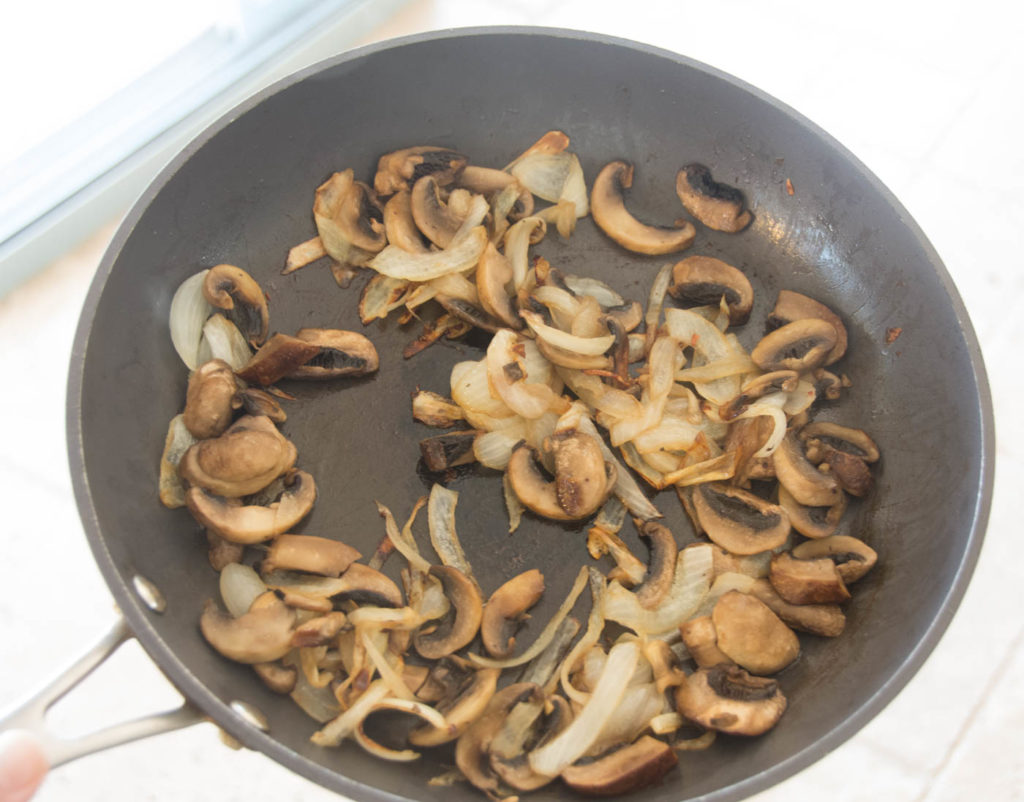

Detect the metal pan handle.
[{"left": 0, "top": 615, "right": 206, "bottom": 767}]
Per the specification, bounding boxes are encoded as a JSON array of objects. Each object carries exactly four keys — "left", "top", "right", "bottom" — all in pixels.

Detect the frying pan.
[{"left": 6, "top": 26, "right": 992, "bottom": 802}]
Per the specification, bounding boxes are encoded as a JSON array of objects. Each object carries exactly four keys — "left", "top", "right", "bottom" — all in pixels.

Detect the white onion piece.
[
  {"left": 608, "top": 393, "right": 666, "bottom": 446},
  {"left": 532, "top": 285, "right": 581, "bottom": 328},
  {"left": 648, "top": 337, "right": 681, "bottom": 401},
  {"left": 376, "top": 502, "right": 432, "bottom": 574},
  {"left": 473, "top": 430, "right": 520, "bottom": 470},
  {"left": 559, "top": 568, "right": 606, "bottom": 704},
  {"left": 631, "top": 416, "right": 703, "bottom": 453},
  {"left": 430, "top": 272, "right": 479, "bottom": 305},
  {"left": 675, "top": 354, "right": 757, "bottom": 383},
  {"left": 619, "top": 441, "right": 666, "bottom": 489},
  {"left": 661, "top": 452, "right": 738, "bottom": 487},
  {"left": 528, "top": 640, "right": 639, "bottom": 777},
  {"left": 502, "top": 471, "right": 524, "bottom": 534},
  {"left": 504, "top": 217, "right": 546, "bottom": 289},
  {"left": 560, "top": 153, "right": 589, "bottom": 216},
  {"left": 690, "top": 572, "right": 758, "bottom": 619},
  {"left": 169, "top": 270, "right": 212, "bottom": 369},
  {"left": 559, "top": 369, "right": 643, "bottom": 420},
  {"left": 200, "top": 313, "right": 252, "bottom": 371},
  {"left": 347, "top": 606, "right": 421, "bottom": 630},
  {"left": 570, "top": 295, "right": 605, "bottom": 339},
  {"left": 783, "top": 379, "right": 818, "bottom": 415},
  {"left": 538, "top": 199, "right": 578, "bottom": 238},
  {"left": 644, "top": 263, "right": 674, "bottom": 351},
  {"left": 737, "top": 393, "right": 790, "bottom": 458},
  {"left": 486, "top": 329, "right": 565, "bottom": 419},
  {"left": 650, "top": 712, "right": 685, "bottom": 735},
  {"left": 427, "top": 485, "right": 479, "bottom": 592},
  {"left": 586, "top": 680, "right": 667, "bottom": 758},
  {"left": 665, "top": 308, "right": 741, "bottom": 404},
  {"left": 521, "top": 337, "right": 555, "bottom": 388},
  {"left": 360, "top": 631, "right": 414, "bottom": 701},
  {"left": 641, "top": 449, "right": 684, "bottom": 475},
  {"left": 593, "top": 495, "right": 627, "bottom": 535},
  {"left": 563, "top": 275, "right": 624, "bottom": 308},
  {"left": 290, "top": 657, "right": 342, "bottom": 723},
  {"left": 524, "top": 411, "right": 559, "bottom": 452},
  {"left": 219, "top": 563, "right": 267, "bottom": 618},
  {"left": 450, "top": 194, "right": 490, "bottom": 244},
  {"left": 576, "top": 415, "right": 662, "bottom": 521},
  {"left": 603, "top": 544, "right": 714, "bottom": 636},
  {"left": 451, "top": 359, "right": 515, "bottom": 419},
  {"left": 311, "top": 679, "right": 392, "bottom": 746},
  {"left": 510, "top": 152, "right": 587, "bottom": 213},
  {"left": 368, "top": 226, "right": 487, "bottom": 281},
  {"left": 518, "top": 615, "right": 581, "bottom": 696},
  {"left": 470, "top": 566, "right": 589, "bottom": 669},
  {"left": 521, "top": 310, "right": 615, "bottom": 356},
  {"left": 360, "top": 275, "right": 410, "bottom": 323},
  {"left": 158, "top": 414, "right": 197, "bottom": 509}
]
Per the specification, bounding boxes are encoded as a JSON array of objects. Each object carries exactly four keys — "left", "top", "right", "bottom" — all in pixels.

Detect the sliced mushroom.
[
  {"left": 413, "top": 565, "right": 483, "bottom": 660},
  {"left": 434, "top": 295, "right": 503, "bottom": 334},
  {"left": 772, "top": 431, "right": 841, "bottom": 507},
  {"left": 411, "top": 390, "right": 464, "bottom": 428},
  {"left": 679, "top": 615, "right": 732, "bottom": 669},
  {"left": 800, "top": 422, "right": 879, "bottom": 463},
  {"left": 408, "top": 666, "right": 500, "bottom": 747},
  {"left": 561, "top": 735, "right": 677, "bottom": 796},
  {"left": 199, "top": 591, "right": 295, "bottom": 663},
  {"left": 633, "top": 521, "right": 678, "bottom": 610},
  {"left": 791, "top": 535, "right": 878, "bottom": 584},
  {"left": 693, "top": 482, "right": 791, "bottom": 556},
  {"left": 723, "top": 415, "right": 775, "bottom": 488},
  {"left": 749, "top": 578, "right": 846, "bottom": 637},
  {"left": 287, "top": 328, "right": 379, "bottom": 379},
  {"left": 476, "top": 242, "right": 522, "bottom": 329},
  {"left": 811, "top": 368, "right": 844, "bottom": 400},
  {"left": 410, "top": 175, "right": 473, "bottom": 248},
  {"left": 329, "top": 563, "right": 404, "bottom": 608},
  {"left": 507, "top": 438, "right": 615, "bottom": 522},
  {"left": 824, "top": 451, "right": 874, "bottom": 497},
  {"left": 237, "top": 387, "right": 287, "bottom": 423},
  {"left": 457, "top": 165, "right": 534, "bottom": 219},
  {"left": 262, "top": 534, "right": 360, "bottom": 578},
  {"left": 769, "top": 551, "right": 851, "bottom": 605},
  {"left": 383, "top": 190, "right": 430, "bottom": 253},
  {"left": 768, "top": 290, "right": 847, "bottom": 365},
  {"left": 202, "top": 264, "right": 269, "bottom": 346},
  {"left": 252, "top": 661, "right": 297, "bottom": 694},
  {"left": 373, "top": 146, "right": 467, "bottom": 196},
  {"left": 712, "top": 591, "right": 799, "bottom": 675},
  {"left": 669, "top": 256, "right": 754, "bottom": 325},
  {"left": 236, "top": 333, "right": 322, "bottom": 386},
  {"left": 313, "top": 169, "right": 387, "bottom": 266},
  {"left": 420, "top": 430, "right": 481, "bottom": 472},
  {"left": 777, "top": 483, "right": 847, "bottom": 539},
  {"left": 751, "top": 319, "right": 838, "bottom": 373},
  {"left": 675, "top": 664, "right": 786, "bottom": 736},
  {"left": 183, "top": 359, "right": 239, "bottom": 439},
  {"left": 186, "top": 469, "right": 316, "bottom": 544},
  {"left": 206, "top": 529, "right": 244, "bottom": 572},
  {"left": 591, "top": 161, "right": 696, "bottom": 255},
  {"left": 674, "top": 163, "right": 752, "bottom": 233},
  {"left": 480, "top": 569, "right": 545, "bottom": 659},
  {"left": 290, "top": 611, "right": 349, "bottom": 648},
  {"left": 415, "top": 655, "right": 475, "bottom": 704},
  {"left": 456, "top": 683, "right": 543, "bottom": 798},
  {"left": 490, "top": 694, "right": 572, "bottom": 792},
  {"left": 178, "top": 415, "right": 297, "bottom": 498},
  {"left": 719, "top": 371, "right": 800, "bottom": 422}
]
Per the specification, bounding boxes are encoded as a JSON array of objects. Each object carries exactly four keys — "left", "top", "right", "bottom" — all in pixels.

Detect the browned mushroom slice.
[
  {"left": 186, "top": 470, "right": 316, "bottom": 544},
  {"left": 777, "top": 483, "right": 847, "bottom": 539},
  {"left": 669, "top": 255, "right": 754, "bottom": 325},
  {"left": 236, "top": 387, "right": 287, "bottom": 423},
  {"left": 313, "top": 169, "right": 387, "bottom": 265},
  {"left": 182, "top": 359, "right": 239, "bottom": 439},
  {"left": 692, "top": 482, "right": 790, "bottom": 556},
  {"left": 768, "top": 290, "right": 848, "bottom": 365},
  {"left": 409, "top": 175, "right": 470, "bottom": 248},
  {"left": 178, "top": 415, "right": 297, "bottom": 498},
  {"left": 262, "top": 534, "right": 361, "bottom": 578},
  {"left": 772, "top": 431, "right": 842, "bottom": 507},
  {"left": 374, "top": 146, "right": 468, "bottom": 196},
  {"left": 414, "top": 565, "right": 484, "bottom": 660},
  {"left": 549, "top": 430, "right": 618, "bottom": 519},
  {"left": 203, "top": 264, "right": 270, "bottom": 347},
  {"left": 633, "top": 521, "right": 678, "bottom": 610},
  {"left": 676, "top": 665, "right": 786, "bottom": 736},
  {"left": 206, "top": 530, "right": 244, "bottom": 572},
  {"left": 290, "top": 611, "right": 349, "bottom": 648},
  {"left": 457, "top": 165, "right": 534, "bottom": 219},
  {"left": 712, "top": 591, "right": 800, "bottom": 675},
  {"left": 411, "top": 390, "right": 465, "bottom": 428},
  {"left": 679, "top": 615, "right": 732, "bottom": 669},
  {"left": 591, "top": 161, "right": 696, "bottom": 255},
  {"left": 236, "top": 333, "right": 322, "bottom": 386},
  {"left": 812, "top": 368, "right": 845, "bottom": 400},
  {"left": 791, "top": 535, "right": 878, "bottom": 584},
  {"left": 826, "top": 450, "right": 874, "bottom": 497},
  {"left": 199, "top": 591, "right": 296, "bottom": 664},
  {"left": 719, "top": 370, "right": 800, "bottom": 422},
  {"left": 675, "top": 164, "right": 752, "bottom": 233},
  {"left": 722, "top": 415, "right": 775, "bottom": 488},
  {"left": 800, "top": 422, "right": 880, "bottom": 463},
  {"left": 408, "top": 666, "right": 500, "bottom": 747},
  {"left": 383, "top": 190, "right": 430, "bottom": 253},
  {"left": 507, "top": 440, "right": 615, "bottom": 522},
  {"left": 420, "top": 430, "right": 480, "bottom": 472},
  {"left": 749, "top": 578, "right": 846, "bottom": 637},
  {"left": 561, "top": 736, "right": 677, "bottom": 795},
  {"left": 490, "top": 694, "right": 572, "bottom": 791},
  {"left": 434, "top": 294, "right": 504, "bottom": 334},
  {"left": 329, "top": 563, "right": 404, "bottom": 608},
  {"left": 751, "top": 319, "right": 838, "bottom": 373},
  {"left": 480, "top": 569, "right": 546, "bottom": 659},
  {"left": 769, "top": 551, "right": 851, "bottom": 605},
  {"left": 252, "top": 661, "right": 297, "bottom": 694},
  {"left": 476, "top": 242, "right": 522, "bottom": 329},
  {"left": 287, "top": 328, "right": 379, "bottom": 379}
]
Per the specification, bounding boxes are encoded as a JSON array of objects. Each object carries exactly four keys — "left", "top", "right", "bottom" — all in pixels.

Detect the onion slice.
[
  {"left": 311, "top": 680, "right": 392, "bottom": 747},
  {"left": 576, "top": 415, "right": 662, "bottom": 521},
  {"left": 427, "top": 484, "right": 480, "bottom": 593},
  {"left": 169, "top": 270, "right": 213, "bottom": 369},
  {"left": 368, "top": 226, "right": 488, "bottom": 281},
  {"left": 559, "top": 568, "right": 607, "bottom": 704},
  {"left": 200, "top": 313, "right": 252, "bottom": 371}
]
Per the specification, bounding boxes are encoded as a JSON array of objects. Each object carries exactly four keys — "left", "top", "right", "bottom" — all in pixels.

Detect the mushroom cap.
[
  {"left": 419, "top": 430, "right": 481, "bottom": 473},
  {"left": 373, "top": 146, "right": 468, "bottom": 196},
  {"left": 202, "top": 264, "right": 269, "bottom": 346},
  {"left": 768, "top": 290, "right": 848, "bottom": 365},
  {"left": 749, "top": 578, "right": 846, "bottom": 638},
  {"left": 777, "top": 483, "right": 847, "bottom": 539},
  {"left": 408, "top": 667, "right": 500, "bottom": 747},
  {"left": 313, "top": 169, "right": 387, "bottom": 264},
  {"left": 693, "top": 482, "right": 791, "bottom": 556},
  {"left": 561, "top": 735, "right": 677, "bottom": 796},
  {"left": 632, "top": 521, "right": 679, "bottom": 610},
  {"left": 772, "top": 431, "right": 842, "bottom": 507},
  {"left": 413, "top": 565, "right": 484, "bottom": 660},
  {"left": 382, "top": 190, "right": 431, "bottom": 254},
  {"left": 236, "top": 387, "right": 287, "bottom": 423},
  {"left": 476, "top": 241, "right": 521, "bottom": 330},
  {"left": 288, "top": 328, "right": 380, "bottom": 379},
  {"left": 675, "top": 664, "right": 787, "bottom": 736},
  {"left": 679, "top": 615, "right": 732, "bottom": 669},
  {"left": 674, "top": 163, "right": 752, "bottom": 233},
  {"left": 199, "top": 591, "right": 296, "bottom": 664},
  {"left": 549, "top": 430, "right": 618, "bottom": 519},
  {"left": 329, "top": 563, "right": 404, "bottom": 608},
  {"left": 252, "top": 661, "right": 297, "bottom": 694},
  {"left": 591, "top": 161, "right": 696, "bottom": 255},
  {"left": 791, "top": 535, "right": 878, "bottom": 584},
  {"left": 669, "top": 255, "right": 754, "bottom": 325},
  {"left": 480, "top": 569, "right": 546, "bottom": 658},
  {"left": 507, "top": 442, "right": 606, "bottom": 522},
  {"left": 751, "top": 318, "right": 838, "bottom": 373},
  {"left": 712, "top": 591, "right": 800, "bottom": 675},
  {"left": 186, "top": 469, "right": 317, "bottom": 544},
  {"left": 183, "top": 359, "right": 239, "bottom": 440},
  {"left": 769, "top": 551, "right": 851, "bottom": 605},
  {"left": 236, "top": 333, "right": 322, "bottom": 386},
  {"left": 457, "top": 165, "right": 534, "bottom": 219},
  {"left": 262, "top": 534, "right": 361, "bottom": 578},
  {"left": 410, "top": 175, "right": 471, "bottom": 248},
  {"left": 800, "top": 421, "right": 880, "bottom": 463},
  {"left": 178, "top": 415, "right": 297, "bottom": 498}
]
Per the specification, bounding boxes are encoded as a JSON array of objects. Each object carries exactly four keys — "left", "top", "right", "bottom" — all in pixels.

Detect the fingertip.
[{"left": 0, "top": 731, "right": 49, "bottom": 802}]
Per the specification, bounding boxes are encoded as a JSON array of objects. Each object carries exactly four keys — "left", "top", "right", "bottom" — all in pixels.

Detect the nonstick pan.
[{"left": 11, "top": 26, "right": 993, "bottom": 802}]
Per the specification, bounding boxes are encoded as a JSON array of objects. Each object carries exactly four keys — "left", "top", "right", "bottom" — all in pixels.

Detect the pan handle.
[{"left": 0, "top": 615, "right": 206, "bottom": 768}]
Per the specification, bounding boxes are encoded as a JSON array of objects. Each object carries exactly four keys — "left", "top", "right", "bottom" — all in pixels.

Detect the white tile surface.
[{"left": 1, "top": 1, "right": 1021, "bottom": 801}]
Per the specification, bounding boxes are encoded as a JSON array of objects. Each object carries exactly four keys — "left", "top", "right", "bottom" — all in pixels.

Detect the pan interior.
[{"left": 70, "top": 29, "right": 989, "bottom": 802}]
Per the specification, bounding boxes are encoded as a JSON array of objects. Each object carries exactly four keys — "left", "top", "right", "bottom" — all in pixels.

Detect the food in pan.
[{"left": 159, "top": 131, "right": 879, "bottom": 798}]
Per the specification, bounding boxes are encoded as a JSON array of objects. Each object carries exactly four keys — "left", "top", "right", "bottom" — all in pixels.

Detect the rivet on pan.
[
  {"left": 230, "top": 700, "right": 269, "bottom": 732},
  {"left": 132, "top": 574, "right": 166, "bottom": 613}
]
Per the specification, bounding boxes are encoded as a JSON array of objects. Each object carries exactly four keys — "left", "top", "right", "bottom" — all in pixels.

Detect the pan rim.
[{"left": 65, "top": 24, "right": 995, "bottom": 802}]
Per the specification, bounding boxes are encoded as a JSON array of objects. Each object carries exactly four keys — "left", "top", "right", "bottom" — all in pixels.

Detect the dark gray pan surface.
[{"left": 67, "top": 27, "right": 993, "bottom": 802}]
